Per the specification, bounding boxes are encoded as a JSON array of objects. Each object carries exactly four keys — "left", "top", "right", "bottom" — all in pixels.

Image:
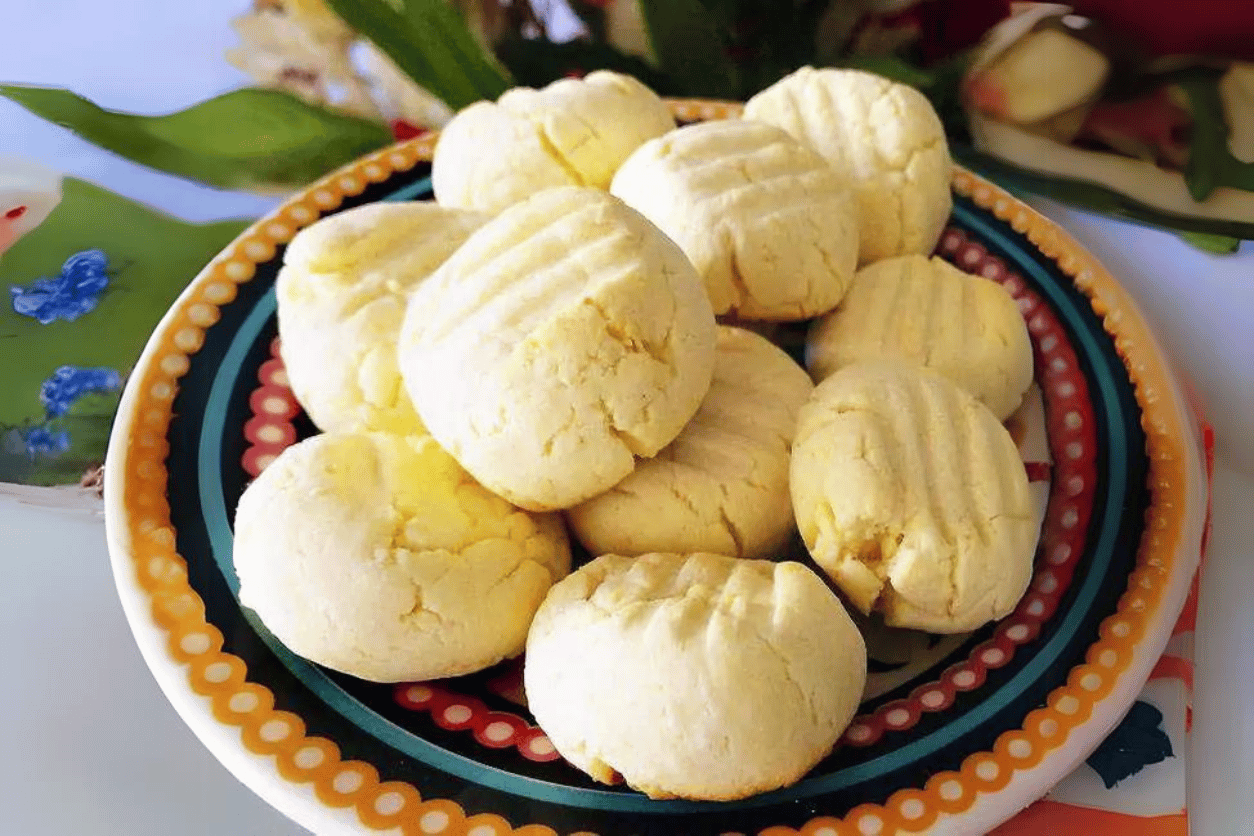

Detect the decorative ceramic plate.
[{"left": 104, "top": 101, "right": 1208, "bottom": 836}]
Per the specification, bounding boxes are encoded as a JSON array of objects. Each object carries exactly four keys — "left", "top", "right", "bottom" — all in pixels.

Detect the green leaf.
[
  {"left": 1176, "top": 70, "right": 1254, "bottom": 202},
  {"left": 637, "top": 0, "right": 737, "bottom": 99},
  {"left": 1178, "top": 230, "right": 1242, "bottom": 254},
  {"left": 0, "top": 86, "right": 392, "bottom": 190},
  {"left": 323, "top": 0, "right": 510, "bottom": 110},
  {"left": 839, "top": 55, "right": 936, "bottom": 90},
  {"left": 953, "top": 143, "right": 1254, "bottom": 242}
]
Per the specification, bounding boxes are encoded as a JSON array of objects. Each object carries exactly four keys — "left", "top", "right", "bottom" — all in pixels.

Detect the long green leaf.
[
  {"left": 953, "top": 144, "right": 1254, "bottom": 242},
  {"left": 0, "top": 86, "right": 392, "bottom": 190},
  {"left": 323, "top": 0, "right": 510, "bottom": 110},
  {"left": 1176, "top": 71, "right": 1254, "bottom": 203},
  {"left": 637, "top": 0, "right": 736, "bottom": 99}
]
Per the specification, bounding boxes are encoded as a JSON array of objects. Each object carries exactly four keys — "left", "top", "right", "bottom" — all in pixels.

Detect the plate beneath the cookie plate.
[{"left": 103, "top": 100, "right": 1208, "bottom": 836}]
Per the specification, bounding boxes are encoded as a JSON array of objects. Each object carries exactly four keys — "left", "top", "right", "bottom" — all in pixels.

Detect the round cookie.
[
  {"left": 744, "top": 67, "right": 953, "bottom": 265},
  {"left": 524, "top": 552, "right": 867, "bottom": 800},
  {"left": 233, "top": 432, "right": 570, "bottom": 683},
  {"left": 433, "top": 71, "right": 675, "bottom": 214},
  {"left": 276, "top": 202, "right": 487, "bottom": 435},
  {"left": 790, "top": 361, "right": 1037, "bottom": 633},
  {"left": 567, "top": 326, "right": 813, "bottom": 559},
  {"left": 398, "top": 186, "right": 718, "bottom": 512},
  {"left": 806, "top": 254, "right": 1033, "bottom": 419},
  {"left": 610, "top": 119, "right": 858, "bottom": 320}
]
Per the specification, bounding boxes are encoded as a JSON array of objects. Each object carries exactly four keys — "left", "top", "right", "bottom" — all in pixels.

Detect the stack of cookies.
[{"left": 231, "top": 66, "right": 1040, "bottom": 802}]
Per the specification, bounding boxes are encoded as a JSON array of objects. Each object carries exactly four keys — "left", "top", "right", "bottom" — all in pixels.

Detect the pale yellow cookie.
[
  {"left": 806, "top": 254, "right": 1033, "bottom": 419},
  {"left": 744, "top": 67, "right": 953, "bottom": 264},
  {"left": 398, "top": 187, "right": 718, "bottom": 511},
  {"left": 610, "top": 119, "right": 858, "bottom": 320},
  {"left": 790, "top": 361, "right": 1037, "bottom": 633},
  {"left": 433, "top": 71, "right": 675, "bottom": 213},
  {"left": 232, "top": 432, "right": 570, "bottom": 683},
  {"left": 524, "top": 552, "right": 866, "bottom": 800},
  {"left": 567, "top": 327, "right": 812, "bottom": 559},
  {"left": 276, "top": 202, "right": 487, "bottom": 435}
]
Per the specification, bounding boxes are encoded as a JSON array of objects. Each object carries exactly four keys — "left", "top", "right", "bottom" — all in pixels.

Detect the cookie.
[
  {"left": 744, "top": 67, "right": 953, "bottom": 264},
  {"left": 276, "top": 202, "right": 487, "bottom": 434},
  {"left": 806, "top": 254, "right": 1033, "bottom": 419},
  {"left": 610, "top": 119, "right": 858, "bottom": 320},
  {"left": 568, "top": 327, "right": 812, "bottom": 559},
  {"left": 232, "top": 432, "right": 570, "bottom": 683},
  {"left": 524, "top": 552, "right": 866, "bottom": 800},
  {"left": 398, "top": 186, "right": 718, "bottom": 511},
  {"left": 433, "top": 71, "right": 675, "bottom": 213},
  {"left": 790, "top": 361, "right": 1037, "bottom": 633}
]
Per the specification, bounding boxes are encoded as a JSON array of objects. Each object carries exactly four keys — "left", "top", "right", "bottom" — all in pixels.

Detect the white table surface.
[{"left": 1, "top": 3, "right": 1252, "bottom": 834}]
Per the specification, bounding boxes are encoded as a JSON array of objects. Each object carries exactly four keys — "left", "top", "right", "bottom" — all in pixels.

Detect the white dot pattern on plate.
[
  {"left": 1008, "top": 738, "right": 1032, "bottom": 759},
  {"left": 1056, "top": 695, "right": 1080, "bottom": 715},
  {"left": 204, "top": 281, "right": 234, "bottom": 302},
  {"left": 333, "top": 769, "right": 363, "bottom": 794},
  {"left": 528, "top": 736, "right": 555, "bottom": 756},
  {"left": 858, "top": 813, "right": 883, "bottom": 835},
  {"left": 374, "top": 791, "right": 405, "bottom": 816},
  {"left": 484, "top": 721, "right": 513, "bottom": 742},
  {"left": 160, "top": 354, "right": 189, "bottom": 376},
  {"left": 420, "top": 810, "right": 450, "bottom": 833},
  {"left": 260, "top": 719, "right": 290, "bottom": 742},
  {"left": 229, "top": 691, "right": 259, "bottom": 713},
  {"left": 982, "top": 648, "right": 1006, "bottom": 666},
  {"left": 900, "top": 798, "right": 926, "bottom": 819},
  {"left": 174, "top": 328, "right": 202, "bottom": 352},
  {"left": 294, "top": 745, "right": 325, "bottom": 769},
  {"left": 203, "top": 661, "right": 232, "bottom": 683},
  {"left": 443, "top": 704, "right": 472, "bottom": 724},
  {"left": 180, "top": 633, "right": 210, "bottom": 655}
]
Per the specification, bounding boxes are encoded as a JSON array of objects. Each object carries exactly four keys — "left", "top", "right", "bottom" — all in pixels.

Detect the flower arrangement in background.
[{"left": 4, "top": 0, "right": 1254, "bottom": 245}]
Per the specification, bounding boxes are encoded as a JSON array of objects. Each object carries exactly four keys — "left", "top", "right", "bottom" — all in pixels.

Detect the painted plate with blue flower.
[{"left": 104, "top": 101, "right": 1209, "bottom": 836}]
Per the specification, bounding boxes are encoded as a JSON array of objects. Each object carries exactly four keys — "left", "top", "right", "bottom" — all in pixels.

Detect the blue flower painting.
[
  {"left": 16, "top": 365, "right": 122, "bottom": 459},
  {"left": 40, "top": 365, "right": 122, "bottom": 418},
  {"left": 19, "top": 427, "right": 70, "bottom": 456},
  {"left": 9, "top": 248, "right": 110, "bottom": 324}
]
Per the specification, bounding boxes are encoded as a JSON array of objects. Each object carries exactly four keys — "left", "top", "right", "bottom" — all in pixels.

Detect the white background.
[{"left": 1, "top": 2, "right": 1252, "bottom": 834}]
